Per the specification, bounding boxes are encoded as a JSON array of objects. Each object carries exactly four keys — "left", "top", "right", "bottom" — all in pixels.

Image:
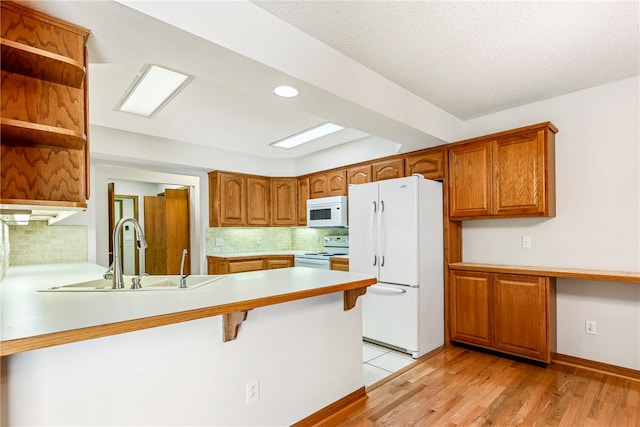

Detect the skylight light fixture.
[
  {"left": 270, "top": 122, "right": 345, "bottom": 149},
  {"left": 115, "top": 64, "right": 193, "bottom": 118}
]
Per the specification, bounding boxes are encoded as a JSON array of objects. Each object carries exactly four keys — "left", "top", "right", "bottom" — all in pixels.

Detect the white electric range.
[{"left": 294, "top": 235, "right": 349, "bottom": 270}]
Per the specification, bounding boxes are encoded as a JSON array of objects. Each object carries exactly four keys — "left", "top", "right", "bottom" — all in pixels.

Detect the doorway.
[{"left": 114, "top": 194, "right": 140, "bottom": 275}]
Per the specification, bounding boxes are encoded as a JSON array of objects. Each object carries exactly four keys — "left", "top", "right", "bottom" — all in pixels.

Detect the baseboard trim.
[
  {"left": 552, "top": 352, "right": 640, "bottom": 382},
  {"left": 292, "top": 386, "right": 367, "bottom": 427}
]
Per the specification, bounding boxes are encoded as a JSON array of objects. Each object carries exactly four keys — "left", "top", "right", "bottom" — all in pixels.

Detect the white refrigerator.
[{"left": 349, "top": 175, "right": 443, "bottom": 358}]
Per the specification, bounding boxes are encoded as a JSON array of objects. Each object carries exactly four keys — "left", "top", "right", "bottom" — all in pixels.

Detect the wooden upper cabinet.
[
  {"left": 449, "top": 122, "right": 557, "bottom": 220},
  {"left": 372, "top": 158, "right": 404, "bottom": 181},
  {"left": 296, "top": 176, "right": 309, "bottom": 226},
  {"left": 326, "top": 169, "right": 347, "bottom": 196},
  {"left": 449, "top": 141, "right": 492, "bottom": 218},
  {"left": 493, "top": 130, "right": 554, "bottom": 217},
  {"left": 1, "top": 2, "right": 90, "bottom": 208},
  {"left": 347, "top": 165, "right": 372, "bottom": 186},
  {"left": 209, "top": 171, "right": 246, "bottom": 227},
  {"left": 309, "top": 173, "right": 327, "bottom": 199},
  {"left": 270, "top": 178, "right": 296, "bottom": 226},
  {"left": 405, "top": 149, "right": 445, "bottom": 180},
  {"left": 246, "top": 176, "right": 270, "bottom": 226},
  {"left": 309, "top": 169, "right": 347, "bottom": 198}
]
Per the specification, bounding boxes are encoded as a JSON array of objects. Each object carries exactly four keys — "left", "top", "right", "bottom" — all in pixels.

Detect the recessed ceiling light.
[
  {"left": 274, "top": 85, "right": 299, "bottom": 98},
  {"left": 115, "top": 64, "right": 193, "bottom": 118},
  {"left": 270, "top": 122, "right": 345, "bottom": 149}
]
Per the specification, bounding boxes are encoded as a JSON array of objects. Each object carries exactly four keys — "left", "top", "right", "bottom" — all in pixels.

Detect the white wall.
[
  {"left": 6, "top": 293, "right": 363, "bottom": 426},
  {"left": 460, "top": 76, "right": 640, "bottom": 369}
]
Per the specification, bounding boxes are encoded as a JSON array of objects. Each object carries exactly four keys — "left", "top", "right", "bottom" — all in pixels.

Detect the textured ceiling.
[
  {"left": 254, "top": 1, "right": 640, "bottom": 119},
  {"left": 19, "top": 1, "right": 640, "bottom": 167}
]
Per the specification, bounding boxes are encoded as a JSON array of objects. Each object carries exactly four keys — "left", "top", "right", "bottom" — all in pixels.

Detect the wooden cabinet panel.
[
  {"left": 310, "top": 169, "right": 347, "bottom": 198},
  {"left": 264, "top": 256, "right": 294, "bottom": 270},
  {"left": 326, "top": 169, "right": 347, "bottom": 196},
  {"left": 449, "top": 141, "right": 492, "bottom": 218},
  {"left": 1, "top": 2, "right": 90, "bottom": 209},
  {"left": 246, "top": 176, "right": 270, "bottom": 226},
  {"left": 208, "top": 255, "right": 293, "bottom": 274},
  {"left": 270, "top": 178, "right": 296, "bottom": 226},
  {"left": 347, "top": 165, "right": 371, "bottom": 185},
  {"left": 493, "top": 274, "right": 550, "bottom": 361},
  {"left": 309, "top": 173, "right": 327, "bottom": 199},
  {"left": 330, "top": 257, "right": 349, "bottom": 272},
  {"left": 296, "top": 176, "right": 309, "bottom": 226},
  {"left": 405, "top": 149, "right": 444, "bottom": 180},
  {"left": 493, "top": 130, "right": 552, "bottom": 216},
  {"left": 209, "top": 172, "right": 246, "bottom": 227},
  {"left": 450, "top": 271, "right": 492, "bottom": 347},
  {"left": 448, "top": 123, "right": 557, "bottom": 220},
  {"left": 450, "top": 269, "right": 554, "bottom": 363},
  {"left": 372, "top": 158, "right": 404, "bottom": 181}
]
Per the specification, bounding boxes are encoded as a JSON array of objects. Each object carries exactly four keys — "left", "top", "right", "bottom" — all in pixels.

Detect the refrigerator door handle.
[{"left": 370, "top": 286, "right": 406, "bottom": 294}]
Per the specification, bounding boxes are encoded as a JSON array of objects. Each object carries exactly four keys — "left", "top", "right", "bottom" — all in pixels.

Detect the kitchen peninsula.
[{"left": 1, "top": 263, "right": 375, "bottom": 426}]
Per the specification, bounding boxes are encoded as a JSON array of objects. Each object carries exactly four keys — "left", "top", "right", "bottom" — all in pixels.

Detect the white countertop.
[
  {"left": 207, "top": 250, "right": 306, "bottom": 258},
  {"left": 0, "top": 262, "right": 373, "bottom": 355}
]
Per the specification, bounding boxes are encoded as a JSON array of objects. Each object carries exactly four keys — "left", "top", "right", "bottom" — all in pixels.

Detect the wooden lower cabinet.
[
  {"left": 208, "top": 255, "right": 294, "bottom": 274},
  {"left": 330, "top": 257, "right": 349, "bottom": 271},
  {"left": 450, "top": 270, "right": 555, "bottom": 363}
]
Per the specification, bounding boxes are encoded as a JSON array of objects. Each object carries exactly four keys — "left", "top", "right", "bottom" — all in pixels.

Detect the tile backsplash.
[
  {"left": 206, "top": 227, "right": 348, "bottom": 254},
  {"left": 8, "top": 221, "right": 87, "bottom": 265}
]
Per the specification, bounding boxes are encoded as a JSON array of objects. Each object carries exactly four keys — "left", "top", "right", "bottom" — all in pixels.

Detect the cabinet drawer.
[{"left": 228, "top": 260, "right": 264, "bottom": 273}]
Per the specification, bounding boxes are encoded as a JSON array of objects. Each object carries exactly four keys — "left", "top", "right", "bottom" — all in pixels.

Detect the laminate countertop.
[{"left": 0, "top": 262, "right": 375, "bottom": 356}]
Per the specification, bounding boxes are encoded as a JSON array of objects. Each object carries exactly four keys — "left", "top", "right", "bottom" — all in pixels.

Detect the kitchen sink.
[{"left": 39, "top": 275, "right": 226, "bottom": 292}]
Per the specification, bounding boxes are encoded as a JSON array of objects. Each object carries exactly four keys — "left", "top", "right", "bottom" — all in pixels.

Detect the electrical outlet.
[
  {"left": 257, "top": 237, "right": 263, "bottom": 244},
  {"left": 522, "top": 236, "right": 532, "bottom": 248},
  {"left": 585, "top": 320, "right": 597, "bottom": 335},
  {"left": 215, "top": 237, "right": 224, "bottom": 247},
  {"left": 246, "top": 380, "right": 259, "bottom": 404}
]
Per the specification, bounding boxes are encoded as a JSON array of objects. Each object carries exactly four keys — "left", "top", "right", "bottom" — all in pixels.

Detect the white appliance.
[
  {"left": 294, "top": 235, "right": 349, "bottom": 270},
  {"left": 349, "top": 175, "right": 443, "bottom": 358},
  {"left": 306, "top": 196, "right": 348, "bottom": 228}
]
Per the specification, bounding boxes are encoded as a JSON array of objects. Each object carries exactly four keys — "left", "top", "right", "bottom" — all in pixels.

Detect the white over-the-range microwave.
[{"left": 306, "top": 196, "right": 348, "bottom": 228}]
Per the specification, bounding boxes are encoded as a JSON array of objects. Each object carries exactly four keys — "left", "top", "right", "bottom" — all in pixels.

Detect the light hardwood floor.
[{"left": 318, "top": 345, "right": 640, "bottom": 426}]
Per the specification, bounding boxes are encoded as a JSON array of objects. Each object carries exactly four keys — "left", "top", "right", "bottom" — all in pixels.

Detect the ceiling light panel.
[
  {"left": 116, "top": 64, "right": 193, "bottom": 117},
  {"left": 271, "top": 122, "right": 345, "bottom": 149}
]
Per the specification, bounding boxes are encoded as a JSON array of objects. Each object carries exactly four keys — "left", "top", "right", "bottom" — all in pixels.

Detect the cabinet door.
[
  {"left": 493, "top": 130, "right": 547, "bottom": 216},
  {"left": 326, "top": 169, "right": 347, "bottom": 196},
  {"left": 264, "top": 256, "right": 293, "bottom": 269},
  {"left": 246, "top": 176, "right": 270, "bottom": 226},
  {"left": 450, "top": 271, "right": 492, "bottom": 347},
  {"left": 219, "top": 172, "right": 246, "bottom": 226},
  {"left": 372, "top": 159, "right": 404, "bottom": 181},
  {"left": 309, "top": 174, "right": 327, "bottom": 199},
  {"left": 449, "top": 141, "right": 492, "bottom": 218},
  {"left": 270, "top": 178, "right": 296, "bottom": 226},
  {"left": 228, "top": 259, "right": 264, "bottom": 273},
  {"left": 347, "top": 165, "right": 372, "bottom": 185},
  {"left": 297, "top": 176, "right": 309, "bottom": 225},
  {"left": 330, "top": 257, "right": 349, "bottom": 271},
  {"left": 493, "top": 274, "right": 549, "bottom": 362},
  {"left": 405, "top": 150, "right": 444, "bottom": 180}
]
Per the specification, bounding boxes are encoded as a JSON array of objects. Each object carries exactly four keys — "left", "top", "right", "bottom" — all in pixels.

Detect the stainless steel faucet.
[{"left": 111, "top": 217, "right": 148, "bottom": 289}]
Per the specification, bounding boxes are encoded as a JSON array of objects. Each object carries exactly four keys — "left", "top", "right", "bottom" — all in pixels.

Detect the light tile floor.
[{"left": 362, "top": 341, "right": 415, "bottom": 387}]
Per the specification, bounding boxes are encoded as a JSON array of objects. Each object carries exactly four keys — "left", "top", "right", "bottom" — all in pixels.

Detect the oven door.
[{"left": 294, "top": 257, "right": 331, "bottom": 270}]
